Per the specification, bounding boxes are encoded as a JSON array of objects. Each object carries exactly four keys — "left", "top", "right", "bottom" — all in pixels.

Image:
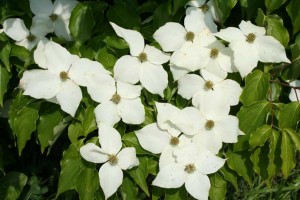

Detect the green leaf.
[
  {"left": 286, "top": 0, "right": 300, "bottom": 35},
  {"left": 213, "top": 0, "right": 238, "bottom": 24},
  {"left": 120, "top": 176, "right": 138, "bottom": 200},
  {"left": 240, "top": 70, "right": 270, "bottom": 105},
  {"left": 237, "top": 100, "right": 271, "bottom": 135},
  {"left": 209, "top": 174, "right": 227, "bottom": 200},
  {"left": 268, "top": 129, "right": 280, "bottom": 180},
  {"left": 77, "top": 106, "right": 97, "bottom": 137},
  {"left": 239, "top": 0, "right": 265, "bottom": 20},
  {"left": 69, "top": 3, "right": 95, "bottom": 43},
  {"left": 153, "top": 2, "right": 172, "bottom": 30},
  {"left": 227, "top": 152, "right": 253, "bottom": 185},
  {"left": 281, "top": 42, "right": 300, "bottom": 81},
  {"left": 96, "top": 47, "right": 117, "bottom": 71},
  {"left": 249, "top": 125, "right": 272, "bottom": 148},
  {"left": 0, "top": 172, "right": 28, "bottom": 200},
  {"left": 219, "top": 166, "right": 238, "bottom": 191},
  {"left": 284, "top": 128, "right": 300, "bottom": 152},
  {"left": 127, "top": 156, "right": 149, "bottom": 196},
  {"left": 278, "top": 102, "right": 300, "bottom": 129},
  {"left": 250, "top": 145, "right": 269, "bottom": 179},
  {"left": 122, "top": 132, "right": 152, "bottom": 155},
  {"left": 37, "top": 104, "right": 66, "bottom": 153},
  {"left": 0, "top": 42, "right": 11, "bottom": 72},
  {"left": 281, "top": 132, "right": 295, "bottom": 179},
  {"left": 68, "top": 122, "right": 84, "bottom": 144},
  {"left": 0, "top": 66, "right": 11, "bottom": 107},
  {"left": 266, "top": 17, "right": 290, "bottom": 47},
  {"left": 265, "top": 0, "right": 287, "bottom": 14},
  {"left": 165, "top": 186, "right": 187, "bottom": 200}
]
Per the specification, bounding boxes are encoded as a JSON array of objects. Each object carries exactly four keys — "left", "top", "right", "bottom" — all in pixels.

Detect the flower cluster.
[{"left": 3, "top": 0, "right": 291, "bottom": 199}]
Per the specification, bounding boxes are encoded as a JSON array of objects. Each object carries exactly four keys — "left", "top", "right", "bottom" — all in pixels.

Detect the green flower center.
[
  {"left": 210, "top": 48, "right": 219, "bottom": 58},
  {"left": 27, "top": 34, "right": 36, "bottom": 42},
  {"left": 59, "top": 71, "right": 68, "bottom": 81},
  {"left": 108, "top": 154, "right": 118, "bottom": 166},
  {"left": 246, "top": 33, "right": 256, "bottom": 43},
  {"left": 200, "top": 4, "right": 209, "bottom": 13},
  {"left": 205, "top": 120, "right": 215, "bottom": 130},
  {"left": 185, "top": 164, "right": 196, "bottom": 174},
  {"left": 204, "top": 80, "right": 214, "bottom": 90},
  {"left": 49, "top": 14, "right": 58, "bottom": 21},
  {"left": 138, "top": 52, "right": 147, "bottom": 62},
  {"left": 111, "top": 94, "right": 121, "bottom": 104},
  {"left": 170, "top": 137, "right": 180, "bottom": 146},
  {"left": 185, "top": 31, "right": 195, "bottom": 42}
]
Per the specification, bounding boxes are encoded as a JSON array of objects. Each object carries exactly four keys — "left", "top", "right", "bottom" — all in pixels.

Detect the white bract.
[
  {"left": 152, "top": 143, "right": 225, "bottom": 200},
  {"left": 86, "top": 72, "right": 145, "bottom": 126},
  {"left": 80, "top": 124, "right": 139, "bottom": 200},
  {"left": 29, "top": 0, "right": 78, "bottom": 41},
  {"left": 215, "top": 20, "right": 290, "bottom": 77},
  {"left": 289, "top": 80, "right": 300, "bottom": 102},
  {"left": 111, "top": 22, "right": 169, "bottom": 97},
  {"left": 3, "top": 18, "right": 46, "bottom": 50}
]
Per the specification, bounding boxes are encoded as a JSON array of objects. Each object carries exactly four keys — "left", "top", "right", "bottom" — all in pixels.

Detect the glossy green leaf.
[
  {"left": 96, "top": 47, "right": 117, "bottom": 71},
  {"left": 249, "top": 125, "right": 272, "bottom": 148},
  {"left": 77, "top": 106, "right": 97, "bottom": 136},
  {"left": 0, "top": 42, "right": 11, "bottom": 72},
  {"left": 213, "top": 0, "right": 238, "bottom": 24},
  {"left": 0, "top": 66, "right": 11, "bottom": 107},
  {"left": 69, "top": 3, "right": 95, "bottom": 43},
  {"left": 281, "top": 132, "right": 295, "bottom": 179},
  {"left": 237, "top": 100, "right": 271, "bottom": 135},
  {"left": 265, "top": 0, "right": 287, "bottom": 14},
  {"left": 250, "top": 145, "right": 269, "bottom": 179},
  {"left": 239, "top": 0, "right": 264, "bottom": 20},
  {"left": 286, "top": 0, "right": 300, "bottom": 34},
  {"left": 122, "top": 132, "right": 152, "bottom": 155},
  {"left": 120, "top": 176, "right": 138, "bottom": 200},
  {"left": 284, "top": 128, "right": 300, "bottom": 152},
  {"left": 219, "top": 166, "right": 238, "bottom": 191},
  {"left": 278, "top": 102, "right": 300, "bottom": 129},
  {"left": 0, "top": 172, "right": 28, "bottom": 200},
  {"left": 209, "top": 174, "right": 227, "bottom": 200},
  {"left": 68, "top": 122, "right": 84, "bottom": 145},
  {"left": 266, "top": 17, "right": 290, "bottom": 47},
  {"left": 165, "top": 186, "right": 187, "bottom": 200},
  {"left": 281, "top": 42, "right": 300, "bottom": 81},
  {"left": 240, "top": 70, "right": 270, "bottom": 106},
  {"left": 268, "top": 129, "right": 280, "bottom": 180},
  {"left": 153, "top": 2, "right": 172, "bottom": 30}
]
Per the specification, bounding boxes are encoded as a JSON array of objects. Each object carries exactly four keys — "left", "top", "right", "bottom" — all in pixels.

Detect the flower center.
[
  {"left": 200, "top": 4, "right": 209, "bottom": 13},
  {"left": 108, "top": 154, "right": 118, "bottom": 166},
  {"left": 185, "top": 163, "right": 196, "bottom": 174},
  {"left": 204, "top": 80, "right": 214, "bottom": 90},
  {"left": 246, "top": 33, "right": 256, "bottom": 43},
  {"left": 185, "top": 31, "right": 195, "bottom": 42},
  {"left": 49, "top": 14, "right": 58, "bottom": 21},
  {"left": 205, "top": 120, "right": 215, "bottom": 130},
  {"left": 210, "top": 48, "right": 219, "bottom": 58},
  {"left": 27, "top": 34, "right": 36, "bottom": 42},
  {"left": 59, "top": 71, "right": 68, "bottom": 81},
  {"left": 170, "top": 137, "right": 179, "bottom": 146},
  {"left": 111, "top": 94, "right": 121, "bottom": 104},
  {"left": 138, "top": 52, "right": 147, "bottom": 62}
]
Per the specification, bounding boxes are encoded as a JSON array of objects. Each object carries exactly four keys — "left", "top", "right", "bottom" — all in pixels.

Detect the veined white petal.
[
  {"left": 173, "top": 143, "right": 198, "bottom": 165},
  {"left": 16, "top": 37, "right": 39, "bottom": 50},
  {"left": 152, "top": 164, "right": 187, "bottom": 188},
  {"left": 185, "top": 7, "right": 208, "bottom": 33},
  {"left": 185, "top": 172, "right": 210, "bottom": 200},
  {"left": 140, "top": 62, "right": 168, "bottom": 97},
  {"left": 117, "top": 82, "right": 142, "bottom": 99},
  {"left": 30, "top": 0, "right": 54, "bottom": 16},
  {"left": 22, "top": 69, "right": 60, "bottom": 99},
  {"left": 3, "top": 18, "right": 29, "bottom": 41},
  {"left": 192, "top": 131, "right": 223, "bottom": 154},
  {"left": 143, "top": 45, "right": 170, "bottom": 65},
  {"left": 80, "top": 143, "right": 108, "bottom": 163},
  {"left": 217, "top": 49, "right": 233, "bottom": 73},
  {"left": 94, "top": 101, "right": 120, "bottom": 127},
  {"left": 207, "top": 0, "right": 220, "bottom": 22},
  {"left": 185, "top": 0, "right": 206, "bottom": 7},
  {"left": 200, "top": 68, "right": 224, "bottom": 83},
  {"left": 56, "top": 79, "right": 82, "bottom": 117},
  {"left": 239, "top": 20, "right": 266, "bottom": 36},
  {"left": 195, "top": 150, "right": 225, "bottom": 174},
  {"left": 214, "top": 27, "right": 244, "bottom": 43},
  {"left": 170, "top": 64, "right": 190, "bottom": 81},
  {"left": 178, "top": 74, "right": 205, "bottom": 100},
  {"left": 34, "top": 38, "right": 49, "bottom": 69},
  {"left": 53, "top": 18, "right": 72, "bottom": 41},
  {"left": 30, "top": 16, "right": 52, "bottom": 37},
  {"left": 114, "top": 55, "right": 141, "bottom": 84},
  {"left": 159, "top": 146, "right": 176, "bottom": 170},
  {"left": 110, "top": 22, "right": 144, "bottom": 56},
  {"left": 214, "top": 79, "right": 242, "bottom": 106},
  {"left": 99, "top": 163, "right": 123, "bottom": 200},
  {"left": 214, "top": 115, "right": 239, "bottom": 143},
  {"left": 98, "top": 124, "right": 122, "bottom": 155},
  {"left": 117, "top": 147, "right": 139, "bottom": 170},
  {"left": 289, "top": 80, "right": 300, "bottom": 102},
  {"left": 153, "top": 22, "right": 186, "bottom": 52},
  {"left": 202, "top": 58, "right": 228, "bottom": 79},
  {"left": 255, "top": 36, "right": 290, "bottom": 63},
  {"left": 53, "top": 0, "right": 78, "bottom": 20},
  {"left": 135, "top": 123, "right": 170, "bottom": 154},
  {"left": 118, "top": 98, "right": 145, "bottom": 125},
  {"left": 86, "top": 73, "right": 116, "bottom": 103}
]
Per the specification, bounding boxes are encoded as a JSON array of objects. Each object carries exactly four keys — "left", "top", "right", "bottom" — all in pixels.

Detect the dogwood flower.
[
  {"left": 29, "top": 0, "right": 78, "bottom": 41},
  {"left": 215, "top": 20, "right": 290, "bottom": 77},
  {"left": 86, "top": 72, "right": 145, "bottom": 126},
  {"left": 3, "top": 18, "right": 46, "bottom": 50},
  {"left": 152, "top": 143, "right": 225, "bottom": 200},
  {"left": 289, "top": 80, "right": 300, "bottom": 102},
  {"left": 110, "top": 22, "right": 169, "bottom": 96},
  {"left": 80, "top": 124, "right": 139, "bottom": 199}
]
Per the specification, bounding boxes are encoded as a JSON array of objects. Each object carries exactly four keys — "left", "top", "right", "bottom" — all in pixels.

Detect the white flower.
[
  {"left": 86, "top": 72, "right": 145, "bottom": 126},
  {"left": 29, "top": 0, "right": 78, "bottom": 41},
  {"left": 3, "top": 18, "right": 46, "bottom": 50},
  {"left": 110, "top": 22, "right": 169, "bottom": 97},
  {"left": 177, "top": 70, "right": 242, "bottom": 109},
  {"left": 80, "top": 124, "right": 139, "bottom": 200},
  {"left": 215, "top": 20, "right": 290, "bottom": 77},
  {"left": 152, "top": 143, "right": 225, "bottom": 200},
  {"left": 289, "top": 80, "right": 300, "bottom": 102}
]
